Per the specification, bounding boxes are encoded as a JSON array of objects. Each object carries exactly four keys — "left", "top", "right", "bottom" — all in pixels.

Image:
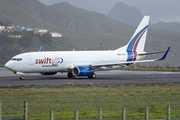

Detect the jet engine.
[{"left": 72, "top": 66, "right": 93, "bottom": 76}]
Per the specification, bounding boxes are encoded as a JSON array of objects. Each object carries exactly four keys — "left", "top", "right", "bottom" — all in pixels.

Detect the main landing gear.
[
  {"left": 67, "top": 72, "right": 75, "bottom": 78},
  {"left": 67, "top": 72, "right": 96, "bottom": 79},
  {"left": 88, "top": 73, "right": 96, "bottom": 79}
]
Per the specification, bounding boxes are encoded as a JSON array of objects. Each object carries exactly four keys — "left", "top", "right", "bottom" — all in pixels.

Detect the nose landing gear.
[
  {"left": 19, "top": 75, "right": 24, "bottom": 80},
  {"left": 15, "top": 72, "right": 25, "bottom": 80}
]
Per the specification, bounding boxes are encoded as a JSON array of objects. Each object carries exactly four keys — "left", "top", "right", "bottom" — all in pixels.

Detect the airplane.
[{"left": 5, "top": 16, "right": 170, "bottom": 80}]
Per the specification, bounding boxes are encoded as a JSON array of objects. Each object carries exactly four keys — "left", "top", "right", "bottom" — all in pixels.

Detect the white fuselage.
[{"left": 5, "top": 50, "right": 144, "bottom": 73}]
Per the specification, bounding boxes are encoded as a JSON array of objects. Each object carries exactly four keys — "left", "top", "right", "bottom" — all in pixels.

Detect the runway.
[{"left": 0, "top": 67, "right": 180, "bottom": 86}]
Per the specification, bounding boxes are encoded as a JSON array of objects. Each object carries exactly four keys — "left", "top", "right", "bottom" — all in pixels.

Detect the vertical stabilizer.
[{"left": 115, "top": 16, "right": 150, "bottom": 52}]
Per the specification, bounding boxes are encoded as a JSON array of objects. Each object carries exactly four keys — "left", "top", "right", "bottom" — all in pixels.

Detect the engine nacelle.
[
  {"left": 72, "top": 66, "right": 93, "bottom": 76},
  {"left": 40, "top": 72, "right": 57, "bottom": 75}
]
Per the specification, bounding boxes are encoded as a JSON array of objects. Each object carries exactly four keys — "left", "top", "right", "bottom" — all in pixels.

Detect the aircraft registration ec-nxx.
[{"left": 5, "top": 16, "right": 170, "bottom": 80}]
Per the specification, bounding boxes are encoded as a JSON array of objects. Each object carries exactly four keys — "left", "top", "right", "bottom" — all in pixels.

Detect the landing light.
[{"left": 70, "top": 65, "right": 74, "bottom": 69}]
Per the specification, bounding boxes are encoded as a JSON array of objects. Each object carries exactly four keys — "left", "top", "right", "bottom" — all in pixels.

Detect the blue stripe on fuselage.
[{"left": 127, "top": 51, "right": 134, "bottom": 61}]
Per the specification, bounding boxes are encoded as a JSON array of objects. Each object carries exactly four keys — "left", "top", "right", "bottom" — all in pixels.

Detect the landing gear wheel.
[
  {"left": 67, "top": 72, "right": 75, "bottom": 79},
  {"left": 88, "top": 73, "right": 96, "bottom": 79},
  {"left": 88, "top": 76, "right": 92, "bottom": 79},
  {"left": 19, "top": 75, "right": 24, "bottom": 80}
]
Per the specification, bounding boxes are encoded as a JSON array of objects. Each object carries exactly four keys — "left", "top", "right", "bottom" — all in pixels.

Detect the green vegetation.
[{"left": 0, "top": 84, "right": 180, "bottom": 119}]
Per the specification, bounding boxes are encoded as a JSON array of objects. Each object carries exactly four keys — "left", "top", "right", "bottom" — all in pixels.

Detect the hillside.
[
  {"left": 0, "top": 0, "right": 136, "bottom": 50},
  {"left": 49, "top": 2, "right": 134, "bottom": 34},
  {"left": 0, "top": 12, "right": 14, "bottom": 24},
  {"left": 151, "top": 22, "right": 180, "bottom": 33},
  {"left": 0, "top": 1, "right": 85, "bottom": 64},
  {"left": 107, "top": 2, "right": 143, "bottom": 26},
  {"left": 0, "top": 0, "right": 132, "bottom": 34}
]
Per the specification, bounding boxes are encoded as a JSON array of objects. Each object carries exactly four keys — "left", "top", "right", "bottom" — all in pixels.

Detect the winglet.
[
  {"left": 157, "top": 47, "right": 170, "bottom": 61},
  {"left": 39, "top": 45, "right": 43, "bottom": 52}
]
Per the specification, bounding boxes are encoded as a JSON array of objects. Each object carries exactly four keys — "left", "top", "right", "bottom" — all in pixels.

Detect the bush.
[
  {"left": 80, "top": 110, "right": 88, "bottom": 116},
  {"left": 69, "top": 83, "right": 74, "bottom": 86},
  {"left": 86, "top": 83, "right": 93, "bottom": 86},
  {"left": 18, "top": 35, "right": 32, "bottom": 47},
  {"left": 137, "top": 106, "right": 145, "bottom": 113},
  {"left": 149, "top": 102, "right": 158, "bottom": 112},
  {"left": 40, "top": 32, "right": 52, "bottom": 44}
]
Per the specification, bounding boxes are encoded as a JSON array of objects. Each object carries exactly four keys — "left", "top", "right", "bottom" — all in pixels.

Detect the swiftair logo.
[{"left": 35, "top": 57, "right": 63, "bottom": 66}]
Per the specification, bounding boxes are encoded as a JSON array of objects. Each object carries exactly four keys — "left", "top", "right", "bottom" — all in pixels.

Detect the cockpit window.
[
  {"left": 11, "top": 58, "right": 22, "bottom": 61},
  {"left": 17, "top": 58, "right": 22, "bottom": 61},
  {"left": 12, "top": 58, "right": 17, "bottom": 60}
]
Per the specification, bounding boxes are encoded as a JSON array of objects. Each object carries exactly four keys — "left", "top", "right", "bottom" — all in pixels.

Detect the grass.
[{"left": 0, "top": 84, "right": 180, "bottom": 120}]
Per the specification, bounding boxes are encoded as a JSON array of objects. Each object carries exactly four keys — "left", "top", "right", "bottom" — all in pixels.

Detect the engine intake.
[{"left": 72, "top": 66, "right": 93, "bottom": 76}]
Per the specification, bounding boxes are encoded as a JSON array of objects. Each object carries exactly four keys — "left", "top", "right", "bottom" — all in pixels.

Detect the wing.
[{"left": 90, "top": 47, "right": 170, "bottom": 69}]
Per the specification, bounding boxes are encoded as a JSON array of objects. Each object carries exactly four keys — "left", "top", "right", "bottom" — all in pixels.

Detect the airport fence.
[{"left": 1, "top": 101, "right": 180, "bottom": 120}]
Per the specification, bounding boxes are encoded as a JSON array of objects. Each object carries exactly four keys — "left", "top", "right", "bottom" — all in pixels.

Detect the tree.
[
  {"left": 40, "top": 32, "right": 52, "bottom": 45},
  {"left": 18, "top": 35, "right": 32, "bottom": 47}
]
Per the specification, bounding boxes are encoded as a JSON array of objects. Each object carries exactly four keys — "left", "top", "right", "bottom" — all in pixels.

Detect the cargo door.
[{"left": 28, "top": 54, "right": 34, "bottom": 66}]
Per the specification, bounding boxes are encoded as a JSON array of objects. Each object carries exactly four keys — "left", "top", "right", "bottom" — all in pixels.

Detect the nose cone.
[
  {"left": 5, "top": 61, "right": 10, "bottom": 68},
  {"left": 5, "top": 61, "right": 14, "bottom": 71}
]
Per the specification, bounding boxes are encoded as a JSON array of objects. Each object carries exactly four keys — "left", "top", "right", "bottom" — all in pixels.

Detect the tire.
[
  {"left": 67, "top": 72, "right": 75, "bottom": 79},
  {"left": 91, "top": 73, "right": 96, "bottom": 79},
  {"left": 88, "top": 76, "right": 92, "bottom": 79},
  {"left": 19, "top": 75, "right": 24, "bottom": 80},
  {"left": 67, "top": 72, "right": 71, "bottom": 78},
  {"left": 88, "top": 73, "right": 96, "bottom": 79}
]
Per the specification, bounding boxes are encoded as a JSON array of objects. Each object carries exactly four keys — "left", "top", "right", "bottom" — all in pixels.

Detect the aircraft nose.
[{"left": 5, "top": 61, "right": 14, "bottom": 71}]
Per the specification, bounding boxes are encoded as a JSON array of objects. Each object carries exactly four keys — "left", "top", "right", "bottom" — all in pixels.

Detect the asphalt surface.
[{"left": 0, "top": 67, "right": 180, "bottom": 86}]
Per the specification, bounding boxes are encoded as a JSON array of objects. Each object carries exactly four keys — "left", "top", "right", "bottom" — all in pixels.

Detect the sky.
[{"left": 39, "top": 0, "right": 180, "bottom": 23}]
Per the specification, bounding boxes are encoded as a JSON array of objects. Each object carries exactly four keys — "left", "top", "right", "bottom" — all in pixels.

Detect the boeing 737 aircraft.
[{"left": 5, "top": 16, "right": 170, "bottom": 80}]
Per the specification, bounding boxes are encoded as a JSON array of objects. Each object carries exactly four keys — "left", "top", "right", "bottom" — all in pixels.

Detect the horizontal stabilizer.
[
  {"left": 138, "top": 51, "right": 166, "bottom": 56},
  {"left": 156, "top": 47, "right": 170, "bottom": 61},
  {"left": 138, "top": 47, "right": 172, "bottom": 56}
]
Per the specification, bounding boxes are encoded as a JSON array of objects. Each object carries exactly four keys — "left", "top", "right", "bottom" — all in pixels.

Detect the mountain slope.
[
  {"left": 0, "top": 0, "right": 132, "bottom": 34},
  {"left": 0, "top": 1, "right": 133, "bottom": 50},
  {"left": 0, "top": 1, "right": 86, "bottom": 64},
  {"left": 151, "top": 22, "right": 180, "bottom": 33},
  {"left": 49, "top": 2, "right": 133, "bottom": 33},
  {"left": 107, "top": 2, "right": 143, "bottom": 26},
  {"left": 0, "top": 0, "right": 103, "bottom": 33}
]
